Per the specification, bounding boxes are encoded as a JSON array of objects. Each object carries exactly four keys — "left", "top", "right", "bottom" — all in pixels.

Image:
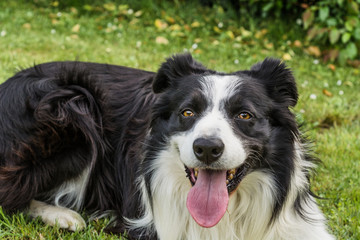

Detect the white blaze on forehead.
[
  {"left": 201, "top": 75, "right": 241, "bottom": 111},
  {"left": 195, "top": 75, "right": 241, "bottom": 137}
]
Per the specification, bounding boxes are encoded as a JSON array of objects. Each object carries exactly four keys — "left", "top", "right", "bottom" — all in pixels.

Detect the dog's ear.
[
  {"left": 249, "top": 58, "right": 298, "bottom": 107},
  {"left": 152, "top": 53, "right": 208, "bottom": 93}
]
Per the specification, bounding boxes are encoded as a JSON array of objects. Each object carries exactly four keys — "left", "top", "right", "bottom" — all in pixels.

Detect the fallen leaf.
[
  {"left": 70, "top": 7, "right": 78, "bottom": 14},
  {"left": 22, "top": 23, "right": 31, "bottom": 29},
  {"left": 103, "top": 3, "right": 116, "bottom": 11},
  {"left": 213, "top": 26, "right": 221, "bottom": 33},
  {"left": 72, "top": 24, "right": 80, "bottom": 33},
  {"left": 233, "top": 43, "right": 241, "bottom": 49},
  {"left": 129, "top": 19, "right": 139, "bottom": 25},
  {"left": 255, "top": 29, "right": 266, "bottom": 39},
  {"left": 169, "top": 24, "right": 181, "bottom": 31},
  {"left": 240, "top": 27, "right": 251, "bottom": 37},
  {"left": 165, "top": 16, "right": 175, "bottom": 24},
  {"left": 226, "top": 30, "right": 235, "bottom": 39},
  {"left": 282, "top": 53, "right": 292, "bottom": 61},
  {"left": 344, "top": 81, "right": 354, "bottom": 87},
  {"left": 328, "top": 64, "right": 336, "bottom": 71},
  {"left": 191, "top": 21, "right": 200, "bottom": 28},
  {"left": 305, "top": 46, "right": 321, "bottom": 57},
  {"left": 155, "top": 36, "right": 169, "bottom": 45},
  {"left": 134, "top": 10, "right": 143, "bottom": 17},
  {"left": 154, "top": 19, "right": 168, "bottom": 30},
  {"left": 212, "top": 40, "right": 220, "bottom": 45},
  {"left": 293, "top": 40, "right": 302, "bottom": 47},
  {"left": 265, "top": 42, "right": 274, "bottom": 49},
  {"left": 322, "top": 89, "right": 333, "bottom": 97}
]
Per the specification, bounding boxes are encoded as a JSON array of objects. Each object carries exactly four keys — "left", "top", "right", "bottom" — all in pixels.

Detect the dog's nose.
[{"left": 193, "top": 138, "right": 224, "bottom": 164}]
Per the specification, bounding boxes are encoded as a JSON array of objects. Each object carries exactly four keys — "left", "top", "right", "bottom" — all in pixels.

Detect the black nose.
[{"left": 193, "top": 138, "right": 224, "bottom": 165}]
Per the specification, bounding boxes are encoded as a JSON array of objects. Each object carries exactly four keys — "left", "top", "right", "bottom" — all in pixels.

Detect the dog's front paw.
[
  {"left": 42, "top": 207, "right": 86, "bottom": 231},
  {"left": 28, "top": 200, "right": 86, "bottom": 231}
]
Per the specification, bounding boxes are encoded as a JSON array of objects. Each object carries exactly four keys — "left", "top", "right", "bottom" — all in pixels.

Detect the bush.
[
  {"left": 302, "top": 0, "right": 360, "bottom": 65},
  {"left": 201, "top": 0, "right": 360, "bottom": 65}
]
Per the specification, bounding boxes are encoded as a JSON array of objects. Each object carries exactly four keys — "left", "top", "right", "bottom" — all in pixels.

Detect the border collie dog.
[{"left": 0, "top": 54, "right": 334, "bottom": 239}]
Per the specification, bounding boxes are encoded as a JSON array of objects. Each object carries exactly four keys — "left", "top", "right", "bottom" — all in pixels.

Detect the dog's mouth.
[
  {"left": 185, "top": 165, "right": 248, "bottom": 194},
  {"left": 184, "top": 164, "right": 248, "bottom": 228}
]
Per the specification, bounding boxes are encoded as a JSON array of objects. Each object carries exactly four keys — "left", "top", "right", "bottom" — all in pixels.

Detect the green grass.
[{"left": 1, "top": 1, "right": 359, "bottom": 239}]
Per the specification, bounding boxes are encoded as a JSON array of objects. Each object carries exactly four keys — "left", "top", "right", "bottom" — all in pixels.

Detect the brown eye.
[
  {"left": 182, "top": 110, "right": 194, "bottom": 117},
  {"left": 237, "top": 112, "right": 252, "bottom": 120}
]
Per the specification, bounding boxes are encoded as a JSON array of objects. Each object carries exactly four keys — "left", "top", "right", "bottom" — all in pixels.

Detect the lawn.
[{"left": 0, "top": 1, "right": 359, "bottom": 239}]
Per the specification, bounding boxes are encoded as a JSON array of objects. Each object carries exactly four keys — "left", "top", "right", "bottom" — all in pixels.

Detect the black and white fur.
[{"left": 0, "top": 54, "right": 334, "bottom": 239}]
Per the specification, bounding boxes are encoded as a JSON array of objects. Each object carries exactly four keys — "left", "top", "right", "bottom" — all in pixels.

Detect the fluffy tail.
[{"left": 0, "top": 63, "right": 108, "bottom": 211}]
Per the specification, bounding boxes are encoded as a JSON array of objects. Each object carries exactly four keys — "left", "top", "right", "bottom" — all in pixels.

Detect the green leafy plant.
[{"left": 302, "top": 0, "right": 360, "bottom": 64}]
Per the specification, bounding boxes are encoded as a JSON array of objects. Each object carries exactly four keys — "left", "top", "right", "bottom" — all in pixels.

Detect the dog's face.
[{"left": 149, "top": 53, "right": 298, "bottom": 228}]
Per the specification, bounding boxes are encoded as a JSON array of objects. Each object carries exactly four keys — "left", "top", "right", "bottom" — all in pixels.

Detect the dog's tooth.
[
  {"left": 226, "top": 180, "right": 229, "bottom": 185},
  {"left": 228, "top": 173, "right": 234, "bottom": 180},
  {"left": 194, "top": 168, "right": 198, "bottom": 178},
  {"left": 228, "top": 169, "right": 236, "bottom": 175}
]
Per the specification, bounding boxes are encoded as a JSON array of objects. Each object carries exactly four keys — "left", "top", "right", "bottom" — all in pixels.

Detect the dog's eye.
[
  {"left": 182, "top": 110, "right": 195, "bottom": 117},
  {"left": 237, "top": 112, "right": 252, "bottom": 120}
]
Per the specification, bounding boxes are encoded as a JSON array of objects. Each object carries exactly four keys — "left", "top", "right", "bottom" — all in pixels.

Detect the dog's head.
[{"left": 149, "top": 53, "right": 298, "bottom": 228}]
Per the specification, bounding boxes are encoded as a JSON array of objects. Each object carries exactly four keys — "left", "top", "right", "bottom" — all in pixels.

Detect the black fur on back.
[{"left": 0, "top": 61, "right": 156, "bottom": 235}]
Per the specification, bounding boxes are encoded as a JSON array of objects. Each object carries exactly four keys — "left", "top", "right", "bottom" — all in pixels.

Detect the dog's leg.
[{"left": 28, "top": 200, "right": 86, "bottom": 231}]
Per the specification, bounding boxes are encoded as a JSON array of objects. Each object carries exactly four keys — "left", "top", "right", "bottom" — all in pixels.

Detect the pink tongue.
[{"left": 186, "top": 169, "right": 228, "bottom": 228}]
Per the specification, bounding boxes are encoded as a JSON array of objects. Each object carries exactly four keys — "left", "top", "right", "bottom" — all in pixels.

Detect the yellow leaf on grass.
[
  {"left": 255, "top": 29, "right": 267, "bottom": 39},
  {"left": 165, "top": 16, "right": 175, "bottom": 24},
  {"left": 240, "top": 27, "right": 252, "bottom": 37},
  {"left": 72, "top": 24, "right": 80, "bottom": 33},
  {"left": 155, "top": 36, "right": 169, "bottom": 45},
  {"left": 322, "top": 89, "right": 333, "bottom": 97},
  {"left": 22, "top": 23, "right": 31, "bottom": 29},
  {"left": 213, "top": 26, "right": 221, "bottom": 33},
  {"left": 226, "top": 31, "right": 235, "bottom": 39},
  {"left": 169, "top": 24, "right": 181, "bottom": 31},
  {"left": 293, "top": 40, "right": 302, "bottom": 47},
  {"left": 134, "top": 10, "right": 143, "bottom": 17},
  {"left": 265, "top": 42, "right": 274, "bottom": 49},
  {"left": 282, "top": 53, "right": 292, "bottom": 61},
  {"left": 191, "top": 21, "right": 200, "bottom": 28},
  {"left": 328, "top": 64, "right": 336, "bottom": 71},
  {"left": 305, "top": 46, "right": 321, "bottom": 57},
  {"left": 212, "top": 40, "right": 220, "bottom": 45},
  {"left": 70, "top": 7, "right": 78, "bottom": 14},
  {"left": 155, "top": 19, "right": 168, "bottom": 30}
]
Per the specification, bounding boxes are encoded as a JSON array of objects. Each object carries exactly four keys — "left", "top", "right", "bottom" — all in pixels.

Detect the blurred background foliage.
[
  {"left": 1, "top": 0, "right": 359, "bottom": 239},
  {"left": 27, "top": 0, "right": 360, "bottom": 66}
]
